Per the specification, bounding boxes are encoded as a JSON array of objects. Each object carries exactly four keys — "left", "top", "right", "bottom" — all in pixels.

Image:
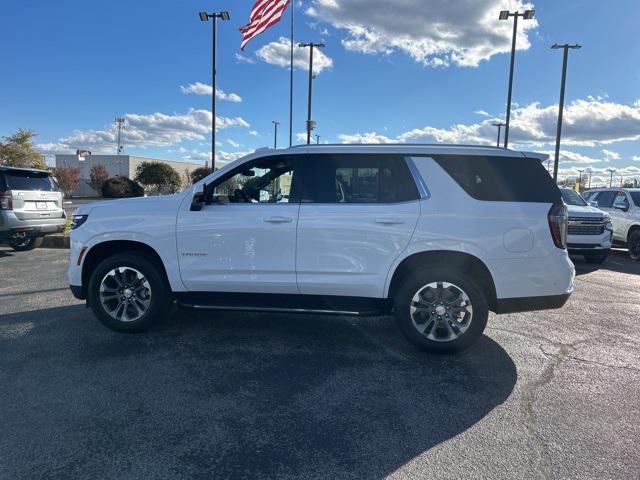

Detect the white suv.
[
  {"left": 68, "top": 145, "right": 575, "bottom": 353},
  {"left": 583, "top": 188, "right": 640, "bottom": 261}
]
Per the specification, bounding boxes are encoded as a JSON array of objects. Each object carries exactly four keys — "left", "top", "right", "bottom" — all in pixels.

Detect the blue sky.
[{"left": 2, "top": 0, "right": 639, "bottom": 185}]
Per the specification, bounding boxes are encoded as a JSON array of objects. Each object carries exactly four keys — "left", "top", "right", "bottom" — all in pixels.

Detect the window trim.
[{"left": 405, "top": 157, "right": 430, "bottom": 200}]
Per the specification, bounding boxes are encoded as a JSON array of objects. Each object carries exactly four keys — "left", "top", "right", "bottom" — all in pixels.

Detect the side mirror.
[
  {"left": 614, "top": 204, "right": 629, "bottom": 212},
  {"left": 190, "top": 191, "right": 206, "bottom": 211},
  {"left": 588, "top": 201, "right": 598, "bottom": 207}
]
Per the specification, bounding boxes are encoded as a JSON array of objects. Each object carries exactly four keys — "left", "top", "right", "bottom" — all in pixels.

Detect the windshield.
[
  {"left": 2, "top": 171, "right": 60, "bottom": 192},
  {"left": 561, "top": 188, "right": 587, "bottom": 206}
]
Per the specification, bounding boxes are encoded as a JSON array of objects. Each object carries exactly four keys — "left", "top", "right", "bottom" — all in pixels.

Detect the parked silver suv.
[{"left": 0, "top": 166, "right": 65, "bottom": 251}]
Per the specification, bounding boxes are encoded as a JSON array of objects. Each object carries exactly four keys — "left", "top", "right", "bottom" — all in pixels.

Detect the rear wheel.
[
  {"left": 88, "top": 252, "right": 171, "bottom": 332},
  {"left": 393, "top": 267, "right": 489, "bottom": 354},
  {"left": 9, "top": 233, "right": 42, "bottom": 251},
  {"left": 628, "top": 231, "right": 640, "bottom": 261},
  {"left": 584, "top": 250, "right": 609, "bottom": 264}
]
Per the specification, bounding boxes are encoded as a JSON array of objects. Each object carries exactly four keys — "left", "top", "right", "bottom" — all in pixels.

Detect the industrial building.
[{"left": 54, "top": 153, "right": 205, "bottom": 197}]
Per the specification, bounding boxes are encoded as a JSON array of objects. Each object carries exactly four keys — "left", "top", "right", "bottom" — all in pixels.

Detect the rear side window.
[
  {"left": 594, "top": 191, "right": 615, "bottom": 208},
  {"left": 630, "top": 192, "right": 640, "bottom": 207},
  {"left": 431, "top": 155, "right": 561, "bottom": 203},
  {"left": 294, "top": 154, "right": 420, "bottom": 204},
  {"left": 2, "top": 171, "right": 59, "bottom": 192}
]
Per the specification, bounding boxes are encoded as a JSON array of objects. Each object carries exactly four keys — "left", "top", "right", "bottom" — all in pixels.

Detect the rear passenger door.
[{"left": 295, "top": 154, "right": 421, "bottom": 297}]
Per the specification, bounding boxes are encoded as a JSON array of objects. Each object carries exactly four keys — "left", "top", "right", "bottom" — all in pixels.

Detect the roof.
[{"left": 0, "top": 165, "right": 51, "bottom": 175}]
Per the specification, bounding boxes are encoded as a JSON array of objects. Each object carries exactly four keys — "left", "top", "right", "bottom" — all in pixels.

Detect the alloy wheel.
[
  {"left": 99, "top": 267, "right": 152, "bottom": 322},
  {"left": 409, "top": 281, "right": 473, "bottom": 342}
]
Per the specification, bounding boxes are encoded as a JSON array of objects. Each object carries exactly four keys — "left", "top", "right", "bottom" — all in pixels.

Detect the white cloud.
[
  {"left": 602, "top": 149, "right": 620, "bottom": 160},
  {"left": 184, "top": 149, "right": 254, "bottom": 164},
  {"left": 249, "top": 130, "right": 259, "bottom": 136},
  {"left": 632, "top": 155, "right": 640, "bottom": 161},
  {"left": 306, "top": 0, "right": 538, "bottom": 67},
  {"left": 181, "top": 82, "right": 242, "bottom": 102},
  {"left": 339, "top": 98, "right": 640, "bottom": 148},
  {"left": 235, "top": 53, "right": 255, "bottom": 64},
  {"left": 474, "top": 110, "right": 491, "bottom": 117},
  {"left": 256, "top": 37, "right": 333, "bottom": 74},
  {"left": 43, "top": 109, "right": 250, "bottom": 153},
  {"left": 227, "top": 139, "right": 241, "bottom": 148},
  {"left": 338, "top": 132, "right": 394, "bottom": 144},
  {"left": 538, "top": 150, "right": 602, "bottom": 165}
]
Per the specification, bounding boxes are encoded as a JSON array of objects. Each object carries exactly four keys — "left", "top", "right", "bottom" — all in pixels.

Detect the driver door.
[{"left": 176, "top": 155, "right": 300, "bottom": 293}]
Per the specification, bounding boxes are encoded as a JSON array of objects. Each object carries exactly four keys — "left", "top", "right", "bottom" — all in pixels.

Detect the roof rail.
[{"left": 289, "top": 143, "right": 506, "bottom": 149}]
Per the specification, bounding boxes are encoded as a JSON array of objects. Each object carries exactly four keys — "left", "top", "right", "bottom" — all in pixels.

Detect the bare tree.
[
  {"left": 53, "top": 166, "right": 81, "bottom": 197},
  {"left": 89, "top": 164, "right": 108, "bottom": 194}
]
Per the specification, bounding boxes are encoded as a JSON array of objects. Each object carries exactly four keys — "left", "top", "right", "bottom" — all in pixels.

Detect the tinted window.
[
  {"left": 431, "top": 155, "right": 561, "bottom": 203},
  {"left": 594, "top": 190, "right": 615, "bottom": 208},
  {"left": 293, "top": 154, "right": 420, "bottom": 204},
  {"left": 630, "top": 192, "right": 640, "bottom": 206},
  {"left": 2, "top": 171, "right": 59, "bottom": 192},
  {"left": 561, "top": 189, "right": 587, "bottom": 206}
]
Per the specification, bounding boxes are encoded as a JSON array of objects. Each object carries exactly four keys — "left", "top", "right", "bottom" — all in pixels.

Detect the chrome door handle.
[
  {"left": 375, "top": 218, "right": 404, "bottom": 225},
  {"left": 263, "top": 216, "right": 293, "bottom": 223}
]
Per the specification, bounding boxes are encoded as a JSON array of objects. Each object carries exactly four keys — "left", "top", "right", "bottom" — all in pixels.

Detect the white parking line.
[{"left": 606, "top": 259, "right": 624, "bottom": 266}]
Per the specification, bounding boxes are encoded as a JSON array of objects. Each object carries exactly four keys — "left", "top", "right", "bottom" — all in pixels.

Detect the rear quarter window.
[{"left": 431, "top": 155, "right": 561, "bottom": 203}]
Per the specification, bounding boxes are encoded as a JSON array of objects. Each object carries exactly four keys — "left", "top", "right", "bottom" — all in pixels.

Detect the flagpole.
[{"left": 288, "top": 0, "right": 294, "bottom": 147}]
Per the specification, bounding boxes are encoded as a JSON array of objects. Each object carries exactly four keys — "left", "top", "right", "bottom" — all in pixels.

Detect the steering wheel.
[{"left": 232, "top": 188, "right": 251, "bottom": 203}]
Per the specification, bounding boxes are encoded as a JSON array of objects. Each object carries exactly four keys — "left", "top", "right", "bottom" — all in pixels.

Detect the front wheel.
[
  {"left": 628, "top": 231, "right": 640, "bottom": 261},
  {"left": 393, "top": 267, "right": 489, "bottom": 354},
  {"left": 9, "top": 234, "right": 42, "bottom": 251},
  {"left": 87, "top": 252, "right": 171, "bottom": 332}
]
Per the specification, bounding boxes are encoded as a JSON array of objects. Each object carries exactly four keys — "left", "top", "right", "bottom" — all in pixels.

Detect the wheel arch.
[
  {"left": 81, "top": 240, "right": 171, "bottom": 299},
  {"left": 627, "top": 224, "right": 640, "bottom": 243},
  {"left": 386, "top": 250, "right": 498, "bottom": 311}
]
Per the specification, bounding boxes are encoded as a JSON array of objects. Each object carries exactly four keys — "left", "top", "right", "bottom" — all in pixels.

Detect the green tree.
[
  {"left": 0, "top": 129, "right": 48, "bottom": 169},
  {"left": 134, "top": 161, "right": 182, "bottom": 193},
  {"left": 89, "top": 164, "right": 109, "bottom": 194},
  {"left": 190, "top": 166, "right": 213, "bottom": 184}
]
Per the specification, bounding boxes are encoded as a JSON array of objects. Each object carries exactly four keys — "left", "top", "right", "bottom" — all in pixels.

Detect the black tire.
[
  {"left": 628, "top": 230, "right": 640, "bottom": 262},
  {"left": 9, "top": 235, "right": 42, "bottom": 251},
  {"left": 393, "top": 266, "right": 489, "bottom": 354},
  {"left": 87, "top": 252, "right": 171, "bottom": 332},
  {"left": 584, "top": 250, "right": 609, "bottom": 264}
]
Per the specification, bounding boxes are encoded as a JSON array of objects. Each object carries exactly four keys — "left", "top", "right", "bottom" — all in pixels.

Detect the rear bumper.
[
  {"left": 0, "top": 223, "right": 65, "bottom": 240},
  {"left": 494, "top": 292, "right": 571, "bottom": 314}
]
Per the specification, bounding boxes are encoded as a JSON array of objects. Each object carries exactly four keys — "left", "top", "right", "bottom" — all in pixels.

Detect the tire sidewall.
[
  {"left": 88, "top": 252, "right": 170, "bottom": 332},
  {"left": 10, "top": 236, "right": 39, "bottom": 251},
  {"left": 393, "top": 266, "right": 489, "bottom": 354},
  {"left": 629, "top": 232, "right": 640, "bottom": 261}
]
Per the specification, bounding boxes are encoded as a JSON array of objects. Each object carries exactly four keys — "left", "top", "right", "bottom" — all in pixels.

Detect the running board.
[{"left": 175, "top": 292, "right": 391, "bottom": 317}]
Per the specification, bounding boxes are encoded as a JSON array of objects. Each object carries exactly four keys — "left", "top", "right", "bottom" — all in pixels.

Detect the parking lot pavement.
[{"left": 1, "top": 248, "right": 638, "bottom": 479}]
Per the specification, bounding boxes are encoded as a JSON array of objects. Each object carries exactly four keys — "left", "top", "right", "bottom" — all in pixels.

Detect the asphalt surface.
[{"left": 0, "top": 248, "right": 639, "bottom": 479}]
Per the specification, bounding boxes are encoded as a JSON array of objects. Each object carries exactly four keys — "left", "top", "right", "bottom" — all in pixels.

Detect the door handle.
[
  {"left": 375, "top": 218, "right": 405, "bottom": 225},
  {"left": 263, "top": 216, "right": 293, "bottom": 223}
]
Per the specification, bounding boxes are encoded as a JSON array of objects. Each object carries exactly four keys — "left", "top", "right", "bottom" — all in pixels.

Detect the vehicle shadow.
[
  {"left": 0, "top": 305, "right": 517, "bottom": 479},
  {"left": 572, "top": 249, "right": 639, "bottom": 276}
]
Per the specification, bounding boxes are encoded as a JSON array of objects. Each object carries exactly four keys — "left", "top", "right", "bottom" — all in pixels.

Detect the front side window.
[
  {"left": 211, "top": 157, "right": 295, "bottom": 204},
  {"left": 295, "top": 154, "right": 419, "bottom": 204}
]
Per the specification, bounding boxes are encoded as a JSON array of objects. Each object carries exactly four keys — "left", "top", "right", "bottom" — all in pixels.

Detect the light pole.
[
  {"left": 298, "top": 42, "right": 325, "bottom": 145},
  {"left": 316, "top": 134, "right": 320, "bottom": 144},
  {"left": 551, "top": 43, "right": 581, "bottom": 183},
  {"left": 492, "top": 122, "right": 506, "bottom": 147},
  {"left": 608, "top": 168, "right": 616, "bottom": 187},
  {"left": 272, "top": 121, "right": 280, "bottom": 149},
  {"left": 588, "top": 169, "right": 593, "bottom": 189},
  {"left": 199, "top": 10, "right": 230, "bottom": 170},
  {"left": 499, "top": 9, "right": 535, "bottom": 149},
  {"left": 577, "top": 169, "right": 584, "bottom": 189}
]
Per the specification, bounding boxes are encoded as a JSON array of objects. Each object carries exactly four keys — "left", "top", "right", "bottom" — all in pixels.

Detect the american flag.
[{"left": 239, "top": 0, "right": 291, "bottom": 50}]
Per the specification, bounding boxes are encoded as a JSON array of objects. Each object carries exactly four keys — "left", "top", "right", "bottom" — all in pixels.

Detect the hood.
[
  {"left": 566, "top": 204, "right": 608, "bottom": 219},
  {"left": 74, "top": 193, "right": 183, "bottom": 216}
]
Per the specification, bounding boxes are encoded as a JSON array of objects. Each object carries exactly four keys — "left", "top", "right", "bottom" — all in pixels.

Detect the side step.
[{"left": 175, "top": 292, "right": 392, "bottom": 317}]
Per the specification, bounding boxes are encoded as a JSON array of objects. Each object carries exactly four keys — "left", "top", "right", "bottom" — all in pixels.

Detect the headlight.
[{"left": 71, "top": 214, "right": 89, "bottom": 230}]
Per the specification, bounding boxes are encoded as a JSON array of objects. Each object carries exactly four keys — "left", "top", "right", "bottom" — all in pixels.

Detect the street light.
[
  {"left": 608, "top": 168, "right": 616, "bottom": 187},
  {"left": 316, "top": 134, "right": 320, "bottom": 144},
  {"left": 498, "top": 9, "right": 535, "bottom": 148},
  {"left": 298, "top": 42, "right": 325, "bottom": 145},
  {"left": 551, "top": 43, "right": 581, "bottom": 183},
  {"left": 491, "top": 122, "right": 506, "bottom": 148},
  {"left": 272, "top": 121, "right": 280, "bottom": 149},
  {"left": 587, "top": 169, "right": 593, "bottom": 189},
  {"left": 199, "top": 10, "right": 230, "bottom": 170}
]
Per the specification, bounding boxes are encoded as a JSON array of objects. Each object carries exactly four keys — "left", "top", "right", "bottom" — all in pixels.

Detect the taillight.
[
  {"left": 0, "top": 190, "right": 12, "bottom": 210},
  {"left": 548, "top": 202, "right": 567, "bottom": 249}
]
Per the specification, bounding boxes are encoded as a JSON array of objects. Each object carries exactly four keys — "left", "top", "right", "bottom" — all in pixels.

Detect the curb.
[{"left": 41, "top": 235, "right": 70, "bottom": 249}]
